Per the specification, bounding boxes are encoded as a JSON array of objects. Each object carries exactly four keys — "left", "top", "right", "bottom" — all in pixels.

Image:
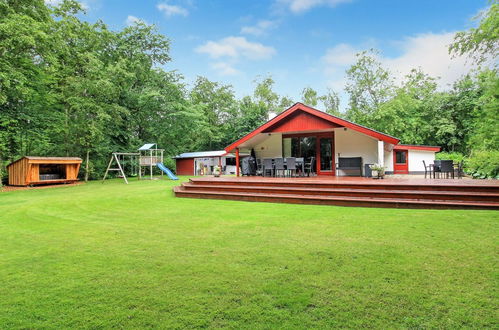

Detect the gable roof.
[
  {"left": 394, "top": 144, "right": 441, "bottom": 152},
  {"left": 174, "top": 150, "right": 228, "bottom": 159},
  {"left": 7, "top": 156, "right": 82, "bottom": 167},
  {"left": 225, "top": 103, "right": 400, "bottom": 152}
]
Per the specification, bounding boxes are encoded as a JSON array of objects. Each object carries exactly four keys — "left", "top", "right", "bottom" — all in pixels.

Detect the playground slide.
[{"left": 157, "top": 163, "right": 179, "bottom": 180}]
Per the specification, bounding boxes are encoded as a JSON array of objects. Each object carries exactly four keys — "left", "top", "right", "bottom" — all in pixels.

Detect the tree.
[
  {"left": 449, "top": 3, "right": 498, "bottom": 66},
  {"left": 469, "top": 69, "right": 499, "bottom": 151},
  {"left": 320, "top": 88, "right": 341, "bottom": 116},
  {"left": 344, "top": 49, "right": 395, "bottom": 125},
  {"left": 301, "top": 87, "right": 320, "bottom": 107},
  {"left": 279, "top": 96, "right": 294, "bottom": 110},
  {"left": 0, "top": 0, "right": 56, "bottom": 184},
  {"left": 189, "top": 77, "right": 236, "bottom": 149},
  {"left": 253, "top": 76, "right": 279, "bottom": 117}
]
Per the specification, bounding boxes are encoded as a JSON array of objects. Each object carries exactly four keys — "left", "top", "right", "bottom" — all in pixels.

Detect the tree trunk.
[{"left": 85, "top": 150, "right": 90, "bottom": 182}]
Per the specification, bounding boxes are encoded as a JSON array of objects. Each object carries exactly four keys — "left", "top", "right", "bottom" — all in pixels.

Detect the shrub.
[
  {"left": 435, "top": 151, "right": 466, "bottom": 162},
  {"left": 466, "top": 150, "right": 499, "bottom": 179},
  {"left": 163, "top": 157, "right": 176, "bottom": 173}
]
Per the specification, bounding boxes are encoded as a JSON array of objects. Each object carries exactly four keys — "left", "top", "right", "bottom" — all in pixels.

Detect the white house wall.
[
  {"left": 384, "top": 149, "right": 436, "bottom": 173},
  {"left": 384, "top": 149, "right": 394, "bottom": 172},
  {"left": 254, "top": 133, "right": 282, "bottom": 159},
  {"left": 408, "top": 150, "right": 436, "bottom": 172},
  {"left": 334, "top": 128, "right": 378, "bottom": 175}
]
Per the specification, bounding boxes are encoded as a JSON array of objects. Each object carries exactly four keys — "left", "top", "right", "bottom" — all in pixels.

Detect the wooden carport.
[{"left": 7, "top": 156, "right": 82, "bottom": 186}]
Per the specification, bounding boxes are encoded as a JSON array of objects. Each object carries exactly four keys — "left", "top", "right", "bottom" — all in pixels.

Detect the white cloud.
[
  {"left": 211, "top": 62, "right": 240, "bottom": 76},
  {"left": 383, "top": 32, "right": 475, "bottom": 87},
  {"left": 125, "top": 15, "right": 148, "bottom": 26},
  {"left": 196, "top": 36, "right": 276, "bottom": 60},
  {"left": 322, "top": 32, "right": 475, "bottom": 90},
  {"left": 323, "top": 43, "right": 357, "bottom": 67},
  {"left": 277, "top": 0, "right": 352, "bottom": 14},
  {"left": 157, "top": 2, "right": 189, "bottom": 18},
  {"left": 241, "top": 20, "right": 278, "bottom": 36}
]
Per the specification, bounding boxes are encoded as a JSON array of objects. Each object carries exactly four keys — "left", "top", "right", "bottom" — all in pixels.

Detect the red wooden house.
[
  {"left": 174, "top": 103, "right": 499, "bottom": 210},
  {"left": 225, "top": 103, "right": 440, "bottom": 176}
]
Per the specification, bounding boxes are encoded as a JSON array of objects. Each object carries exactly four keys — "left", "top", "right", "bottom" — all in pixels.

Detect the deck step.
[
  {"left": 189, "top": 177, "right": 499, "bottom": 193},
  {"left": 173, "top": 186, "right": 499, "bottom": 210},
  {"left": 181, "top": 183, "right": 499, "bottom": 202},
  {"left": 173, "top": 177, "right": 499, "bottom": 210}
]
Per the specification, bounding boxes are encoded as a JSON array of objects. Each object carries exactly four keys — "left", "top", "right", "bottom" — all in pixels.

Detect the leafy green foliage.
[
  {"left": 435, "top": 151, "right": 466, "bottom": 162},
  {"left": 449, "top": 3, "right": 498, "bottom": 66},
  {"left": 466, "top": 150, "right": 499, "bottom": 179},
  {"left": 345, "top": 49, "right": 395, "bottom": 125},
  {"left": 342, "top": 3, "right": 498, "bottom": 175}
]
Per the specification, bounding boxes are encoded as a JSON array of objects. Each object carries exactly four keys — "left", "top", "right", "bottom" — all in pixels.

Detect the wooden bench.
[{"left": 336, "top": 157, "right": 363, "bottom": 176}]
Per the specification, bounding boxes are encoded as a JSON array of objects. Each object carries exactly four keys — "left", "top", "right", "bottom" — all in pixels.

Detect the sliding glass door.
[
  {"left": 282, "top": 132, "right": 335, "bottom": 175},
  {"left": 319, "top": 137, "right": 333, "bottom": 172}
]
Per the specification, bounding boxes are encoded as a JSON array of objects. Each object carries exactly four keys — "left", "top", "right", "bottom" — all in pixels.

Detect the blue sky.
[{"left": 60, "top": 0, "right": 486, "bottom": 108}]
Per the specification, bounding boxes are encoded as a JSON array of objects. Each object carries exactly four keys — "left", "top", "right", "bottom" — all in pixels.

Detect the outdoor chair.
[
  {"left": 440, "top": 160, "right": 454, "bottom": 179},
  {"left": 285, "top": 157, "right": 296, "bottom": 177},
  {"left": 274, "top": 158, "right": 286, "bottom": 177},
  {"left": 256, "top": 158, "right": 263, "bottom": 176},
  {"left": 454, "top": 160, "right": 464, "bottom": 179},
  {"left": 433, "top": 160, "right": 442, "bottom": 178},
  {"left": 295, "top": 157, "right": 304, "bottom": 176},
  {"left": 262, "top": 158, "right": 274, "bottom": 177},
  {"left": 304, "top": 157, "right": 316, "bottom": 176},
  {"left": 422, "top": 160, "right": 432, "bottom": 179}
]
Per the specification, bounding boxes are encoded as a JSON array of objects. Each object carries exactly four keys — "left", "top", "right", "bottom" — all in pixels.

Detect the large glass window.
[{"left": 282, "top": 137, "right": 316, "bottom": 159}]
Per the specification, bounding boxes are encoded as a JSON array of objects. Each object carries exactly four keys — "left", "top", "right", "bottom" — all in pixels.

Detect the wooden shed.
[{"left": 7, "top": 156, "right": 82, "bottom": 186}]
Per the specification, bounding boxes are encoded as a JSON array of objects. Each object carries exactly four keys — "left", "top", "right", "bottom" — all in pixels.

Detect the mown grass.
[{"left": 0, "top": 177, "right": 497, "bottom": 328}]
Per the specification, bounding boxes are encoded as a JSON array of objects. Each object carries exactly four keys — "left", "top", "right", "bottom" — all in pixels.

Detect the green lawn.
[{"left": 0, "top": 178, "right": 497, "bottom": 328}]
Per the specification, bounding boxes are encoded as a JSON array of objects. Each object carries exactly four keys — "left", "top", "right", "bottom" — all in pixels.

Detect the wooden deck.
[{"left": 173, "top": 176, "right": 499, "bottom": 209}]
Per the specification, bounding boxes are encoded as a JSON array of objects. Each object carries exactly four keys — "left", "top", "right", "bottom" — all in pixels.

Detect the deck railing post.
[
  {"left": 236, "top": 148, "right": 240, "bottom": 177},
  {"left": 377, "top": 140, "right": 384, "bottom": 169}
]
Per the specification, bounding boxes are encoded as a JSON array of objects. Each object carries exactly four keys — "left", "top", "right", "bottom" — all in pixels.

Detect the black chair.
[
  {"left": 422, "top": 160, "right": 432, "bottom": 179},
  {"left": 262, "top": 158, "right": 274, "bottom": 177},
  {"left": 304, "top": 157, "right": 316, "bottom": 176},
  {"left": 433, "top": 160, "right": 442, "bottom": 178},
  {"left": 455, "top": 160, "right": 464, "bottom": 179},
  {"left": 285, "top": 157, "right": 296, "bottom": 177},
  {"left": 295, "top": 157, "right": 304, "bottom": 176},
  {"left": 440, "top": 160, "right": 454, "bottom": 179},
  {"left": 274, "top": 158, "right": 286, "bottom": 177}
]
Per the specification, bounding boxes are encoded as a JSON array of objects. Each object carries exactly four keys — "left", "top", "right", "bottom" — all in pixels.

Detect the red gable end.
[
  {"left": 225, "top": 103, "right": 400, "bottom": 152},
  {"left": 263, "top": 110, "right": 342, "bottom": 133}
]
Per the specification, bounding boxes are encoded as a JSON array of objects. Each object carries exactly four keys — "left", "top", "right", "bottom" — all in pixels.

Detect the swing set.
[{"left": 102, "top": 144, "right": 164, "bottom": 184}]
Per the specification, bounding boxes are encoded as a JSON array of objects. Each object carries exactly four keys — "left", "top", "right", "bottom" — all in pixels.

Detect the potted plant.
[
  {"left": 213, "top": 165, "right": 221, "bottom": 177},
  {"left": 369, "top": 163, "right": 385, "bottom": 179}
]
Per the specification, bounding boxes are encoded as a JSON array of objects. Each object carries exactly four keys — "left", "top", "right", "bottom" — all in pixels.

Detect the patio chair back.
[
  {"left": 286, "top": 157, "right": 296, "bottom": 169},
  {"left": 305, "top": 157, "right": 316, "bottom": 175},
  {"left": 422, "top": 160, "right": 430, "bottom": 178},
  {"left": 274, "top": 158, "right": 285, "bottom": 170},
  {"left": 440, "top": 160, "right": 453, "bottom": 172},
  {"left": 433, "top": 160, "right": 442, "bottom": 172},
  {"left": 263, "top": 158, "right": 273, "bottom": 177},
  {"left": 456, "top": 160, "right": 464, "bottom": 179}
]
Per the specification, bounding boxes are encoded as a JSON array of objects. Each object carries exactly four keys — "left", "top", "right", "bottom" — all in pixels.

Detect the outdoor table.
[{"left": 267, "top": 158, "right": 305, "bottom": 177}]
